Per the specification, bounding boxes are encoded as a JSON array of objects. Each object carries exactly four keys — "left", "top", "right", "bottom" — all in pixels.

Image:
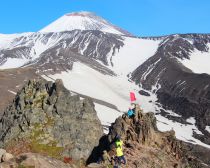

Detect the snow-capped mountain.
[
  {"left": 0, "top": 12, "right": 210, "bottom": 149},
  {"left": 40, "top": 11, "right": 131, "bottom": 35}
]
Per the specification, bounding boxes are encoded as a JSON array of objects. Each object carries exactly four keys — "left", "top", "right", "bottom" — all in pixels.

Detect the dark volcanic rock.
[
  {"left": 138, "top": 90, "right": 150, "bottom": 96},
  {"left": 157, "top": 109, "right": 191, "bottom": 125},
  {"left": 0, "top": 79, "right": 103, "bottom": 161}
]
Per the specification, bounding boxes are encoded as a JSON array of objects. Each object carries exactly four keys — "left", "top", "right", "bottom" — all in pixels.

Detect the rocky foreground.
[
  {"left": 0, "top": 80, "right": 209, "bottom": 168},
  {"left": 0, "top": 79, "right": 103, "bottom": 167},
  {"left": 87, "top": 105, "right": 210, "bottom": 168}
]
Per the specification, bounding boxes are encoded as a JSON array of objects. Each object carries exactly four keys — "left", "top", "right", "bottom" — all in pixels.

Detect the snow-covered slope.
[
  {"left": 111, "top": 37, "right": 160, "bottom": 75},
  {"left": 180, "top": 43, "right": 210, "bottom": 74},
  {"left": 40, "top": 12, "right": 130, "bottom": 35},
  {"left": 0, "top": 33, "right": 32, "bottom": 49}
]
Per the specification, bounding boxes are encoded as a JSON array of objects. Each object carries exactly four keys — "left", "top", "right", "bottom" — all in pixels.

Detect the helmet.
[{"left": 116, "top": 134, "right": 121, "bottom": 140}]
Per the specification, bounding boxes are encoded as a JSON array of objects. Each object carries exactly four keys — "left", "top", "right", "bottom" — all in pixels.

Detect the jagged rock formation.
[
  {"left": 0, "top": 79, "right": 103, "bottom": 161},
  {"left": 93, "top": 105, "right": 210, "bottom": 168}
]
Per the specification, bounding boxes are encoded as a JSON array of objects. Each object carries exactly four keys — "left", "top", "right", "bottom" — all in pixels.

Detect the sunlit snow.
[
  {"left": 0, "top": 33, "right": 32, "bottom": 49},
  {"left": 0, "top": 57, "right": 28, "bottom": 69},
  {"left": 205, "top": 126, "right": 210, "bottom": 133},
  {"left": 8, "top": 90, "right": 16, "bottom": 95},
  {"left": 111, "top": 37, "right": 160, "bottom": 75},
  {"left": 181, "top": 44, "right": 210, "bottom": 75}
]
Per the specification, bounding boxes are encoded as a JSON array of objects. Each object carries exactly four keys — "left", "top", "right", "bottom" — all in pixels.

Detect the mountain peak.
[
  {"left": 65, "top": 11, "right": 95, "bottom": 17},
  {"left": 40, "top": 11, "right": 131, "bottom": 35}
]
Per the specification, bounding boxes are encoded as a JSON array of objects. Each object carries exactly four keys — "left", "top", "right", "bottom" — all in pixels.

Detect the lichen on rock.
[{"left": 0, "top": 79, "right": 103, "bottom": 161}]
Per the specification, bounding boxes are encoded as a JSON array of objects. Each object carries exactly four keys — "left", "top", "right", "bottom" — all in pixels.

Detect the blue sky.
[{"left": 0, "top": 0, "right": 209, "bottom": 36}]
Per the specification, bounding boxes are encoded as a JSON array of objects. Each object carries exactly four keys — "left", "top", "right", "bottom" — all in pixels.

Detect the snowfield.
[
  {"left": 111, "top": 37, "right": 160, "bottom": 75},
  {"left": 180, "top": 43, "right": 210, "bottom": 75},
  {"left": 0, "top": 33, "right": 22, "bottom": 49},
  {"left": 0, "top": 57, "right": 29, "bottom": 69},
  {"left": 94, "top": 103, "right": 123, "bottom": 134},
  {"left": 43, "top": 62, "right": 135, "bottom": 111}
]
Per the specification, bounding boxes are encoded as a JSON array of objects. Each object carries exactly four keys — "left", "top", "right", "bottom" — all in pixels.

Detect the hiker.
[
  {"left": 127, "top": 103, "right": 136, "bottom": 118},
  {"left": 115, "top": 135, "right": 126, "bottom": 166},
  {"left": 127, "top": 108, "right": 135, "bottom": 118}
]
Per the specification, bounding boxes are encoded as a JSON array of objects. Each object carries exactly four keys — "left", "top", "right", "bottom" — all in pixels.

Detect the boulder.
[
  {"left": 138, "top": 90, "right": 150, "bottom": 97},
  {"left": 1, "top": 153, "right": 14, "bottom": 162},
  {"left": 0, "top": 149, "right": 6, "bottom": 162}
]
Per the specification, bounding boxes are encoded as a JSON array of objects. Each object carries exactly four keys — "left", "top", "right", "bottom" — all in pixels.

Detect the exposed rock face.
[
  {"left": 96, "top": 105, "right": 210, "bottom": 168},
  {"left": 0, "top": 79, "right": 103, "bottom": 161}
]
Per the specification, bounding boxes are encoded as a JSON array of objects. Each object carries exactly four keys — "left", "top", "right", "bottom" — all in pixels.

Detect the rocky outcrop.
[
  {"left": 0, "top": 79, "right": 103, "bottom": 161},
  {"left": 94, "top": 105, "right": 210, "bottom": 168}
]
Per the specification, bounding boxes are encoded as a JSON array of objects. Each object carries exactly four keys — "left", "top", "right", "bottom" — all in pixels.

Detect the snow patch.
[
  {"left": 205, "top": 126, "right": 210, "bottom": 133},
  {"left": 8, "top": 90, "right": 16, "bottom": 95},
  {"left": 111, "top": 37, "right": 160, "bottom": 75},
  {"left": 0, "top": 33, "right": 32, "bottom": 49},
  {"left": 141, "top": 58, "right": 161, "bottom": 80},
  {"left": 156, "top": 115, "right": 209, "bottom": 148},
  {"left": 94, "top": 103, "right": 122, "bottom": 134},
  {"left": 180, "top": 44, "right": 210, "bottom": 74},
  {"left": 0, "top": 57, "right": 28, "bottom": 69}
]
